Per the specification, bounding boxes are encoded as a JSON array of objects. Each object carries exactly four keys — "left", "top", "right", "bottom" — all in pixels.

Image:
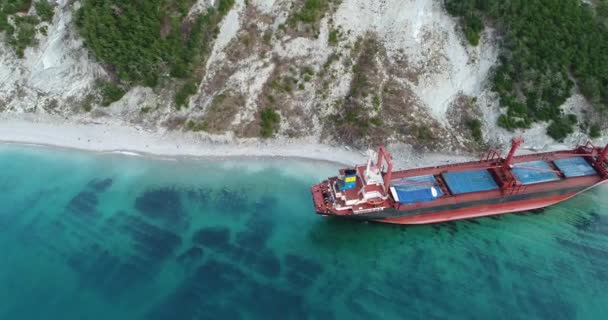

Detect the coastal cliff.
[{"left": 0, "top": 0, "right": 605, "bottom": 153}]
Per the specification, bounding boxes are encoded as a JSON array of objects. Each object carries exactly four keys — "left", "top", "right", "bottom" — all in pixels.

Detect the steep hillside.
[{"left": 0, "top": 0, "right": 604, "bottom": 152}]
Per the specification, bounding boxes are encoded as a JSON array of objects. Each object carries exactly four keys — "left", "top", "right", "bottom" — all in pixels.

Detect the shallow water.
[{"left": 1, "top": 144, "right": 607, "bottom": 319}]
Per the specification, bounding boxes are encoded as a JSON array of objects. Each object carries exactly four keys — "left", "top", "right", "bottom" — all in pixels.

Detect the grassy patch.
[
  {"left": 200, "top": 91, "right": 243, "bottom": 133},
  {"left": 292, "top": 0, "right": 330, "bottom": 24},
  {"left": 185, "top": 119, "right": 207, "bottom": 132},
  {"left": 288, "top": 0, "right": 341, "bottom": 37},
  {"left": 260, "top": 108, "right": 280, "bottom": 137}
]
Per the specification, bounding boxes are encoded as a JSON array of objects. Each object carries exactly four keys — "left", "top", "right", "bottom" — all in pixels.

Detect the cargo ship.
[{"left": 310, "top": 139, "right": 608, "bottom": 224}]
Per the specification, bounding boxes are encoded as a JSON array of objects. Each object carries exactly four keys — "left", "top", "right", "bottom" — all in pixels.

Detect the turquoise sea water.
[{"left": 1, "top": 144, "right": 608, "bottom": 319}]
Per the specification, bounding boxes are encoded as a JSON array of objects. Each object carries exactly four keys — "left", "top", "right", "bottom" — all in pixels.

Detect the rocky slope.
[{"left": 0, "top": 0, "right": 600, "bottom": 152}]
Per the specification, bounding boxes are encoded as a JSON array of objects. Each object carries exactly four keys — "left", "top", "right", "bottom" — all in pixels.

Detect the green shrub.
[
  {"left": 0, "top": 12, "right": 9, "bottom": 32},
  {"left": 547, "top": 115, "right": 577, "bottom": 142},
  {"left": 260, "top": 108, "right": 280, "bottom": 137},
  {"left": 175, "top": 81, "right": 198, "bottom": 108},
  {"left": 370, "top": 117, "right": 383, "bottom": 126},
  {"left": 100, "top": 82, "right": 126, "bottom": 106},
  {"left": 467, "top": 119, "right": 483, "bottom": 142},
  {"left": 80, "top": 95, "right": 94, "bottom": 112},
  {"left": 185, "top": 119, "right": 207, "bottom": 132},
  {"left": 328, "top": 28, "right": 339, "bottom": 46},
  {"left": 34, "top": 0, "right": 54, "bottom": 22},
  {"left": 2, "top": 0, "right": 31, "bottom": 15},
  {"left": 293, "top": 0, "right": 327, "bottom": 24},
  {"left": 589, "top": 124, "right": 601, "bottom": 139}
]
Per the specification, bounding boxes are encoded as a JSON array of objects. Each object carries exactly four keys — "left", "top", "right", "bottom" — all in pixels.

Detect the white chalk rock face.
[
  {"left": 0, "top": 0, "right": 104, "bottom": 112},
  {"left": 334, "top": 0, "right": 498, "bottom": 121},
  {"left": 0, "top": 0, "right": 590, "bottom": 148}
]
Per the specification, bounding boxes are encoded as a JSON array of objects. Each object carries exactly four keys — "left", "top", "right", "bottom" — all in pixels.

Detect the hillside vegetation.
[
  {"left": 0, "top": 0, "right": 55, "bottom": 57},
  {"left": 76, "top": 0, "right": 234, "bottom": 106},
  {"left": 445, "top": 0, "right": 608, "bottom": 141}
]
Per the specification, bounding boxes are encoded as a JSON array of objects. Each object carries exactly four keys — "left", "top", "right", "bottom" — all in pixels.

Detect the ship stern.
[{"left": 310, "top": 180, "right": 332, "bottom": 215}]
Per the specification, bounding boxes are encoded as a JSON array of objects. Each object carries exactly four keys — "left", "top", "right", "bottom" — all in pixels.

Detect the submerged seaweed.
[
  {"left": 192, "top": 226, "right": 231, "bottom": 249},
  {"left": 214, "top": 188, "right": 248, "bottom": 212},
  {"left": 122, "top": 216, "right": 182, "bottom": 261},
  {"left": 134, "top": 187, "right": 184, "bottom": 223},
  {"left": 176, "top": 246, "right": 204, "bottom": 266},
  {"left": 88, "top": 178, "right": 113, "bottom": 193},
  {"left": 66, "top": 191, "right": 99, "bottom": 217}
]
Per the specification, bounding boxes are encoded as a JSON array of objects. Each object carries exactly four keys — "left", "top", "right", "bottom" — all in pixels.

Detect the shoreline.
[
  {"left": 0, "top": 113, "right": 478, "bottom": 168},
  {"left": 0, "top": 114, "right": 371, "bottom": 166},
  {"left": 0, "top": 140, "right": 354, "bottom": 167}
]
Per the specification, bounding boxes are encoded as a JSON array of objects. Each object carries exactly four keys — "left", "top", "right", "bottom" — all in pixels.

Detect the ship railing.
[
  {"left": 582, "top": 141, "right": 596, "bottom": 150},
  {"left": 509, "top": 184, "right": 527, "bottom": 195},
  {"left": 481, "top": 149, "right": 501, "bottom": 162}
]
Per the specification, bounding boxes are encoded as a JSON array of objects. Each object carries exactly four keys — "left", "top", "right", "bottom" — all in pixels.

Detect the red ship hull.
[
  {"left": 369, "top": 184, "right": 601, "bottom": 224},
  {"left": 311, "top": 141, "right": 608, "bottom": 225}
]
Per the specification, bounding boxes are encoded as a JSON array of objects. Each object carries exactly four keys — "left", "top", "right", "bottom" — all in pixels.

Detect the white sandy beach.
[{"left": 0, "top": 113, "right": 478, "bottom": 168}]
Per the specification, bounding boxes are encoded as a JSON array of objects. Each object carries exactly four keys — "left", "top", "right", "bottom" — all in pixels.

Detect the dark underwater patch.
[
  {"left": 572, "top": 211, "right": 601, "bottom": 231},
  {"left": 283, "top": 254, "right": 322, "bottom": 287},
  {"left": 215, "top": 240, "right": 281, "bottom": 279},
  {"left": 192, "top": 226, "right": 231, "bottom": 249},
  {"left": 445, "top": 222, "right": 459, "bottom": 235},
  {"left": 146, "top": 259, "right": 247, "bottom": 320},
  {"left": 466, "top": 249, "right": 500, "bottom": 274},
  {"left": 66, "top": 191, "right": 99, "bottom": 217},
  {"left": 284, "top": 254, "right": 323, "bottom": 277},
  {"left": 556, "top": 237, "right": 608, "bottom": 262},
  {"left": 345, "top": 292, "right": 376, "bottom": 319},
  {"left": 232, "top": 197, "right": 278, "bottom": 252},
  {"left": 88, "top": 178, "right": 113, "bottom": 192},
  {"left": 0, "top": 209, "right": 19, "bottom": 232},
  {"left": 134, "top": 187, "right": 184, "bottom": 223},
  {"left": 253, "top": 195, "right": 278, "bottom": 212},
  {"left": 122, "top": 216, "right": 182, "bottom": 261},
  {"left": 186, "top": 187, "right": 212, "bottom": 205},
  {"left": 235, "top": 249, "right": 281, "bottom": 278},
  {"left": 195, "top": 259, "right": 246, "bottom": 291},
  {"left": 514, "top": 284, "right": 576, "bottom": 320},
  {"left": 65, "top": 243, "right": 152, "bottom": 298},
  {"left": 176, "top": 246, "right": 204, "bottom": 266},
  {"left": 529, "top": 208, "right": 546, "bottom": 215},
  {"left": 430, "top": 221, "right": 459, "bottom": 235},
  {"left": 214, "top": 188, "right": 248, "bottom": 212},
  {"left": 236, "top": 217, "right": 274, "bottom": 252},
  {"left": 243, "top": 284, "right": 304, "bottom": 319}
]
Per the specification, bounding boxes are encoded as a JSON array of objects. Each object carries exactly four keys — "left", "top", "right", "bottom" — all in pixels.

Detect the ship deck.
[{"left": 392, "top": 151, "right": 603, "bottom": 207}]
